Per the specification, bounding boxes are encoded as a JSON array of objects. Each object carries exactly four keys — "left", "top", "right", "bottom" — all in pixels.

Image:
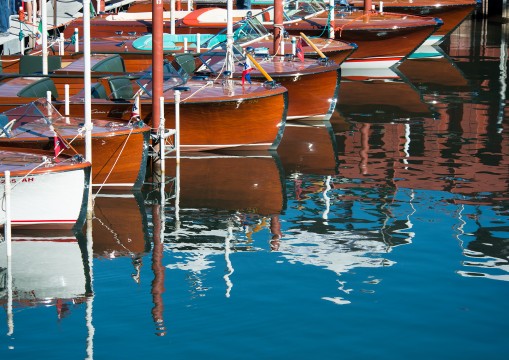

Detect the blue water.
[{"left": 1, "top": 14, "right": 508, "bottom": 360}]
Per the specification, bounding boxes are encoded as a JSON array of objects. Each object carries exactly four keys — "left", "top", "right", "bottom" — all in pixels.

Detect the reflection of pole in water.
[
  {"left": 85, "top": 218, "right": 95, "bottom": 359},
  {"left": 151, "top": 205, "right": 166, "bottom": 336},
  {"left": 7, "top": 255, "right": 13, "bottom": 336},
  {"left": 322, "top": 176, "right": 331, "bottom": 224},
  {"left": 359, "top": 123, "right": 370, "bottom": 175},
  {"left": 498, "top": 21, "right": 507, "bottom": 132},
  {"left": 151, "top": 163, "right": 166, "bottom": 336},
  {"left": 224, "top": 223, "right": 234, "bottom": 298},
  {"left": 270, "top": 215, "right": 282, "bottom": 251}
]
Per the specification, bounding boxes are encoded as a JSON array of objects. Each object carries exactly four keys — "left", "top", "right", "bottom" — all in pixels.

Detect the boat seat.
[
  {"left": 91, "top": 82, "right": 108, "bottom": 99},
  {"left": 19, "top": 55, "right": 62, "bottom": 74},
  {"left": 173, "top": 53, "right": 197, "bottom": 76},
  {"left": 91, "top": 54, "right": 126, "bottom": 73},
  {"left": 107, "top": 76, "right": 134, "bottom": 100},
  {"left": 17, "top": 77, "right": 59, "bottom": 99}
]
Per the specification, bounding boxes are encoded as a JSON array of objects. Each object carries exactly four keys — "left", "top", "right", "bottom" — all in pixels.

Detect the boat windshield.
[
  {"left": 282, "top": 0, "right": 328, "bottom": 20},
  {"left": 0, "top": 99, "right": 65, "bottom": 138},
  {"left": 136, "top": 60, "right": 189, "bottom": 96},
  {"left": 247, "top": 0, "right": 327, "bottom": 22},
  {"left": 195, "top": 42, "right": 247, "bottom": 75},
  {"left": 201, "top": 16, "right": 270, "bottom": 49}
]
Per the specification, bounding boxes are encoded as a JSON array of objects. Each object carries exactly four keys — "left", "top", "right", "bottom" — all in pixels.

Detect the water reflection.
[
  {"left": 0, "top": 230, "right": 88, "bottom": 313},
  {"left": 455, "top": 203, "right": 509, "bottom": 281},
  {"left": 1, "top": 15, "right": 508, "bottom": 357},
  {"left": 145, "top": 152, "right": 286, "bottom": 299},
  {"left": 337, "top": 67, "right": 437, "bottom": 123}
]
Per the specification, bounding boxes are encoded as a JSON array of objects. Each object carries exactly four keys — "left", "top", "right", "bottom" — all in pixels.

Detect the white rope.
[{"left": 92, "top": 126, "right": 136, "bottom": 199}]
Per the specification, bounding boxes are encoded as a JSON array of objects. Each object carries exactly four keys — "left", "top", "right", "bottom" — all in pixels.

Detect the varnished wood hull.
[
  {"left": 63, "top": 89, "right": 288, "bottom": 151},
  {"left": 240, "top": 63, "right": 341, "bottom": 121},
  {"left": 61, "top": 10, "right": 438, "bottom": 66},
  {"left": 1, "top": 131, "right": 150, "bottom": 189},
  {"left": 350, "top": 0, "right": 478, "bottom": 38},
  {"left": 294, "top": 11, "right": 442, "bottom": 67},
  {"left": 0, "top": 104, "right": 150, "bottom": 189},
  {"left": 0, "top": 75, "right": 288, "bottom": 152}
]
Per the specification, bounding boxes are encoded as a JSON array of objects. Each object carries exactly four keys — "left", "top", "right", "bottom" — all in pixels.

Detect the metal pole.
[
  {"left": 4, "top": 171, "right": 12, "bottom": 257},
  {"left": 74, "top": 28, "right": 79, "bottom": 53},
  {"left": 226, "top": 0, "right": 234, "bottom": 74},
  {"left": 83, "top": 0, "right": 93, "bottom": 218},
  {"left": 3, "top": 171, "right": 12, "bottom": 335},
  {"left": 174, "top": 90, "right": 181, "bottom": 164},
  {"left": 42, "top": 0, "right": 48, "bottom": 74},
  {"left": 59, "top": 33, "right": 65, "bottom": 55},
  {"left": 65, "top": 84, "right": 70, "bottom": 116},
  {"left": 274, "top": 0, "right": 283, "bottom": 55},
  {"left": 152, "top": 0, "right": 163, "bottom": 130},
  {"left": 329, "top": 0, "right": 335, "bottom": 39},
  {"left": 159, "top": 96, "right": 165, "bottom": 174},
  {"left": 170, "top": 0, "right": 176, "bottom": 34}
]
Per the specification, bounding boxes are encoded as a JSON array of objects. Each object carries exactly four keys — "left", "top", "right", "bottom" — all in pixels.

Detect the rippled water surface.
[{"left": 1, "top": 14, "right": 508, "bottom": 360}]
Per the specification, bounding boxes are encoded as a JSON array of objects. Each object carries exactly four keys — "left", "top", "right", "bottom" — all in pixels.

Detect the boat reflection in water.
[
  {"left": 144, "top": 151, "right": 286, "bottom": 298},
  {"left": 0, "top": 190, "right": 151, "bottom": 337},
  {"left": 277, "top": 120, "right": 339, "bottom": 177},
  {"left": 335, "top": 67, "right": 437, "bottom": 125},
  {"left": 0, "top": 229, "right": 89, "bottom": 334},
  {"left": 88, "top": 191, "right": 151, "bottom": 261}
]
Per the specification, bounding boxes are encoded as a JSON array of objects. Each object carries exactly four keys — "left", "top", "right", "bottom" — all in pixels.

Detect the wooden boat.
[
  {"left": 77, "top": 0, "right": 441, "bottom": 69},
  {"left": 347, "top": 0, "right": 479, "bottom": 45},
  {"left": 189, "top": 2, "right": 444, "bottom": 68},
  {"left": 0, "top": 99, "right": 151, "bottom": 189},
  {"left": 0, "top": 147, "right": 90, "bottom": 229},
  {"left": 0, "top": 54, "right": 289, "bottom": 151},
  {"left": 186, "top": 44, "right": 341, "bottom": 121},
  {"left": 59, "top": 12, "right": 357, "bottom": 67}
]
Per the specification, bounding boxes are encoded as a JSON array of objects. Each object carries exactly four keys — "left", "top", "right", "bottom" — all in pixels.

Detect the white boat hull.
[{"left": 0, "top": 169, "right": 87, "bottom": 227}]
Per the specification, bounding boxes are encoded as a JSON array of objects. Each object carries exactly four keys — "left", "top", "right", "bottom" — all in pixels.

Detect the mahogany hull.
[
  {"left": 0, "top": 75, "right": 289, "bottom": 152},
  {"left": 61, "top": 89, "right": 289, "bottom": 152},
  {"left": 62, "top": 11, "right": 438, "bottom": 64},
  {"left": 287, "top": 12, "right": 441, "bottom": 64},
  {"left": 0, "top": 129, "right": 150, "bottom": 189},
  {"left": 240, "top": 64, "right": 341, "bottom": 121},
  {"left": 350, "top": 0, "right": 478, "bottom": 37}
]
